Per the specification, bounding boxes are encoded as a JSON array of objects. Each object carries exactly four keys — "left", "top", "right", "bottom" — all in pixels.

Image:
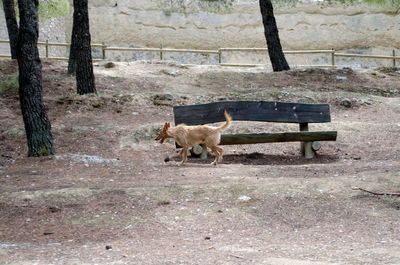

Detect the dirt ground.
[{"left": 0, "top": 59, "right": 400, "bottom": 265}]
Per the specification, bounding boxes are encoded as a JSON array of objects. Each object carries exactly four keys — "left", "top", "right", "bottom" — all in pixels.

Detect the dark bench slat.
[
  {"left": 173, "top": 101, "right": 331, "bottom": 125},
  {"left": 220, "top": 131, "right": 337, "bottom": 145}
]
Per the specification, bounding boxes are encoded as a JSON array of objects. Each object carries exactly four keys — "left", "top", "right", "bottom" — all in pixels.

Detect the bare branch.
[{"left": 352, "top": 187, "right": 400, "bottom": 197}]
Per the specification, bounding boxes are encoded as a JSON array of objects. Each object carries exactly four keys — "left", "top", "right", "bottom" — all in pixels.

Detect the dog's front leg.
[{"left": 178, "top": 148, "right": 184, "bottom": 159}]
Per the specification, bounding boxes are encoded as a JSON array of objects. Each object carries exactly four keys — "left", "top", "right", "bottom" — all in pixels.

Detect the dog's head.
[{"left": 155, "top": 122, "right": 170, "bottom": 144}]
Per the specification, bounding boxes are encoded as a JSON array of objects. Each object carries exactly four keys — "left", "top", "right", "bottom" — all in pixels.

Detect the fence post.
[
  {"left": 45, "top": 40, "right": 49, "bottom": 58},
  {"left": 218, "top": 47, "right": 222, "bottom": 64},
  {"left": 160, "top": 44, "right": 163, "bottom": 60},
  {"left": 393, "top": 50, "right": 396, "bottom": 67},
  {"left": 102, "top": 43, "right": 106, "bottom": 60},
  {"left": 331, "top": 48, "right": 335, "bottom": 67}
]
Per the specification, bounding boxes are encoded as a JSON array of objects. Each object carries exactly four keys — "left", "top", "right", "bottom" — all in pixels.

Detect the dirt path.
[{"left": 0, "top": 60, "right": 400, "bottom": 264}]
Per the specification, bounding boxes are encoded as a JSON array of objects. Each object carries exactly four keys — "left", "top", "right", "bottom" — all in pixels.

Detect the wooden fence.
[{"left": 0, "top": 40, "right": 399, "bottom": 68}]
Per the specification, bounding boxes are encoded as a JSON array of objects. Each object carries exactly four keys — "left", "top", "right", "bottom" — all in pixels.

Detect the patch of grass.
[
  {"left": 4, "top": 128, "right": 24, "bottom": 139},
  {"left": 57, "top": 94, "right": 111, "bottom": 108},
  {"left": 57, "top": 95, "right": 82, "bottom": 105},
  {"left": 226, "top": 184, "right": 255, "bottom": 200},
  {"left": 376, "top": 67, "right": 399, "bottom": 74},
  {"left": 38, "top": 0, "right": 69, "bottom": 20},
  {"left": 160, "top": 69, "right": 172, "bottom": 75},
  {"left": 91, "top": 102, "right": 101, "bottom": 108},
  {"left": 37, "top": 144, "right": 50, "bottom": 156},
  {"left": 334, "top": 84, "right": 399, "bottom": 97},
  {"left": 91, "top": 97, "right": 107, "bottom": 108},
  {"left": 0, "top": 74, "right": 18, "bottom": 95},
  {"left": 354, "top": 192, "right": 400, "bottom": 210},
  {"left": 153, "top": 98, "right": 166, "bottom": 106},
  {"left": 156, "top": 0, "right": 235, "bottom": 15},
  {"left": 153, "top": 94, "right": 174, "bottom": 106},
  {"left": 113, "top": 94, "right": 133, "bottom": 104},
  {"left": 157, "top": 198, "right": 172, "bottom": 206},
  {"left": 106, "top": 76, "right": 127, "bottom": 83},
  {"left": 381, "top": 196, "right": 400, "bottom": 210}
]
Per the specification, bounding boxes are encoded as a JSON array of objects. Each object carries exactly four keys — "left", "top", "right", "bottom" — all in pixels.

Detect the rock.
[
  {"left": 104, "top": 62, "right": 116, "bottom": 68},
  {"left": 49, "top": 206, "right": 61, "bottom": 213},
  {"left": 238, "top": 195, "right": 251, "bottom": 201},
  {"left": 154, "top": 94, "right": 173, "bottom": 101},
  {"left": 336, "top": 76, "right": 348, "bottom": 82},
  {"left": 340, "top": 98, "right": 352, "bottom": 108},
  {"left": 154, "top": 94, "right": 174, "bottom": 106}
]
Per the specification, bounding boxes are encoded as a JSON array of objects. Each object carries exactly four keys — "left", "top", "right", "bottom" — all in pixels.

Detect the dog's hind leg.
[
  {"left": 210, "top": 146, "right": 223, "bottom": 165},
  {"left": 215, "top": 146, "right": 223, "bottom": 163}
]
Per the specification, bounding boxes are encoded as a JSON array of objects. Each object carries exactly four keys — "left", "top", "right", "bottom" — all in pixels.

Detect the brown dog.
[{"left": 155, "top": 110, "right": 231, "bottom": 165}]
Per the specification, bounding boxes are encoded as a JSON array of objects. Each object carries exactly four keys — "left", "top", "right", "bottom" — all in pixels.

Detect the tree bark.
[
  {"left": 67, "top": 21, "right": 77, "bottom": 74},
  {"left": 70, "top": 0, "right": 96, "bottom": 94},
  {"left": 2, "top": 0, "right": 19, "bottom": 59},
  {"left": 259, "top": 0, "right": 290, "bottom": 72},
  {"left": 16, "top": 0, "right": 55, "bottom": 157}
]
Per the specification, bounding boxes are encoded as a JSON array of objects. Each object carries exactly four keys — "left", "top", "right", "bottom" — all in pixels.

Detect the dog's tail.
[{"left": 216, "top": 110, "right": 231, "bottom": 131}]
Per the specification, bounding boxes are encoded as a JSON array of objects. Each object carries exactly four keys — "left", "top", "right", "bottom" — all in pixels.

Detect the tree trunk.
[
  {"left": 2, "top": 0, "right": 19, "bottom": 59},
  {"left": 71, "top": 0, "right": 96, "bottom": 95},
  {"left": 259, "top": 0, "right": 290, "bottom": 72},
  {"left": 67, "top": 22, "right": 77, "bottom": 74},
  {"left": 16, "top": 0, "right": 55, "bottom": 157}
]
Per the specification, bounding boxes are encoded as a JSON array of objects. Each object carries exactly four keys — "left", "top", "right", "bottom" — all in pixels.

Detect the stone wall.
[
  {"left": 1, "top": 0, "right": 399, "bottom": 67},
  {"left": 0, "top": 10, "right": 68, "bottom": 58},
  {"left": 86, "top": 0, "right": 400, "bottom": 51}
]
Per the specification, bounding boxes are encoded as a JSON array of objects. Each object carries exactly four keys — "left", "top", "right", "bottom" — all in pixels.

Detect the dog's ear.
[
  {"left": 163, "top": 122, "right": 169, "bottom": 130},
  {"left": 166, "top": 122, "right": 170, "bottom": 129}
]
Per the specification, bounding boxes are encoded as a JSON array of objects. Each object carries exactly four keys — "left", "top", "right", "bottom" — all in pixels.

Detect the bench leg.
[
  {"left": 200, "top": 144, "right": 208, "bottom": 160},
  {"left": 303, "top": 141, "right": 315, "bottom": 159},
  {"left": 191, "top": 144, "right": 208, "bottom": 160},
  {"left": 300, "top": 122, "right": 315, "bottom": 159}
]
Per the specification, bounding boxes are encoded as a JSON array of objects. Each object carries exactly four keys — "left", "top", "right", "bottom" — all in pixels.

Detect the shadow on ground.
[{"left": 170, "top": 152, "right": 339, "bottom": 166}]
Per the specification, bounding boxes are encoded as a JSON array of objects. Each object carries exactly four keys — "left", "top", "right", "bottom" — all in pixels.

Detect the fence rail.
[{"left": 0, "top": 40, "right": 398, "bottom": 68}]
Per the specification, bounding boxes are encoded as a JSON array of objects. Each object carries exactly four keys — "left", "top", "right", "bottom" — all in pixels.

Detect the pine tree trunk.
[
  {"left": 16, "top": 0, "right": 55, "bottom": 157},
  {"left": 2, "top": 0, "right": 19, "bottom": 59},
  {"left": 67, "top": 23, "right": 77, "bottom": 74},
  {"left": 259, "top": 0, "right": 290, "bottom": 72},
  {"left": 72, "top": 0, "right": 96, "bottom": 95}
]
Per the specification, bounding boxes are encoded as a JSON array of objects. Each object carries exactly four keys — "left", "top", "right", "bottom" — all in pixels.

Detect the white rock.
[{"left": 238, "top": 195, "right": 251, "bottom": 201}]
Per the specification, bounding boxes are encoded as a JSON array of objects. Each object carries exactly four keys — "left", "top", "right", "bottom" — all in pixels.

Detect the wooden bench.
[{"left": 173, "top": 101, "right": 337, "bottom": 159}]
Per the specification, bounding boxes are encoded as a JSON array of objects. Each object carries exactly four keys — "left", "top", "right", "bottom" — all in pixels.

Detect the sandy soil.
[{"left": 0, "top": 59, "right": 400, "bottom": 265}]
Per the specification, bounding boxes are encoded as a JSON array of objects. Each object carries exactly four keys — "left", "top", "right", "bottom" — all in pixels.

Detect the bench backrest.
[{"left": 173, "top": 101, "right": 331, "bottom": 125}]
